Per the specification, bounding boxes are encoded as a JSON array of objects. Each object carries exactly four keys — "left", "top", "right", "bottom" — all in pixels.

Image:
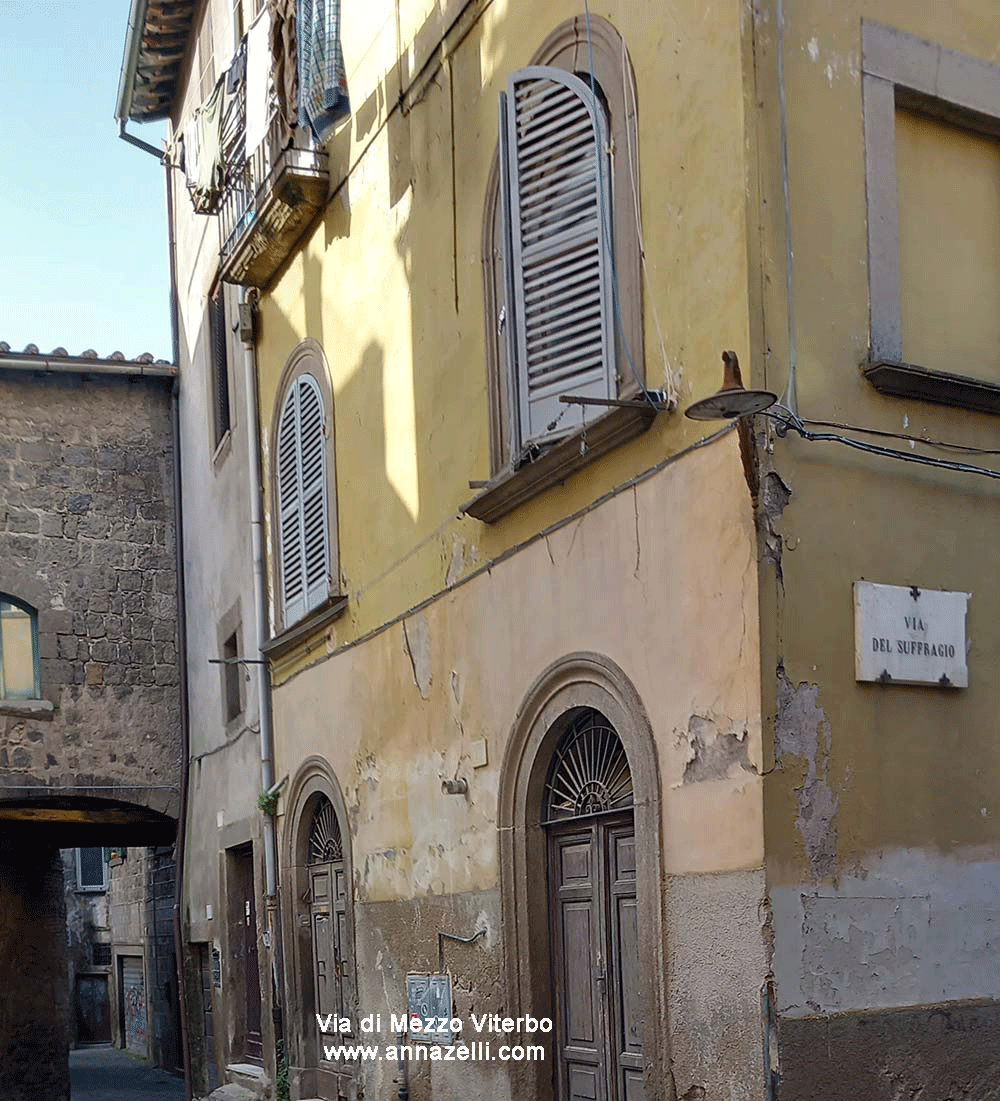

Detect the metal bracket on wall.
[
  {"left": 559, "top": 391, "right": 669, "bottom": 410},
  {"left": 437, "top": 927, "right": 487, "bottom": 974},
  {"left": 207, "top": 657, "right": 268, "bottom": 665}
]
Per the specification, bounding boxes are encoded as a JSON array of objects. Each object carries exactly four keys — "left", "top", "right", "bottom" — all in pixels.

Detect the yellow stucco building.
[{"left": 115, "top": 0, "right": 1000, "bottom": 1098}]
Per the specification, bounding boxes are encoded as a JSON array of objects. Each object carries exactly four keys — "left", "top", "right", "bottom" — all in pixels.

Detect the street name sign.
[{"left": 854, "top": 581, "right": 969, "bottom": 687}]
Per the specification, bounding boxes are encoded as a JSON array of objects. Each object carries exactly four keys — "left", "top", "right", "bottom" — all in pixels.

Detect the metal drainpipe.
[
  {"left": 240, "top": 287, "right": 286, "bottom": 1043},
  {"left": 165, "top": 159, "right": 194, "bottom": 1101},
  {"left": 240, "top": 289, "right": 277, "bottom": 894},
  {"left": 116, "top": 119, "right": 194, "bottom": 1101}
]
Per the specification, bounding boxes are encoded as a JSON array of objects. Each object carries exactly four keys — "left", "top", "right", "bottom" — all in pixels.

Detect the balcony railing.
[{"left": 215, "top": 63, "right": 329, "bottom": 288}]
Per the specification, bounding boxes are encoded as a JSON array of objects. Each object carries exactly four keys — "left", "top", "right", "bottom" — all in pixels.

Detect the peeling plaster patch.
[
  {"left": 446, "top": 536, "right": 466, "bottom": 585},
  {"left": 682, "top": 715, "right": 752, "bottom": 783},
  {"left": 772, "top": 851, "right": 1000, "bottom": 1016},
  {"left": 401, "top": 612, "right": 432, "bottom": 699},
  {"left": 806, "top": 36, "right": 819, "bottom": 62},
  {"left": 761, "top": 471, "right": 791, "bottom": 581},
  {"left": 776, "top": 668, "right": 839, "bottom": 881},
  {"left": 801, "top": 895, "right": 928, "bottom": 1011}
]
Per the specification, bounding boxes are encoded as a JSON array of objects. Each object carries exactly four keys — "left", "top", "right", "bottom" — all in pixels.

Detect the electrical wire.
[
  {"left": 619, "top": 29, "right": 679, "bottom": 409},
  {"left": 775, "top": 0, "right": 798, "bottom": 414},
  {"left": 583, "top": 0, "right": 659, "bottom": 413},
  {"left": 767, "top": 405, "right": 1000, "bottom": 483},
  {"left": 796, "top": 416, "right": 1000, "bottom": 456}
]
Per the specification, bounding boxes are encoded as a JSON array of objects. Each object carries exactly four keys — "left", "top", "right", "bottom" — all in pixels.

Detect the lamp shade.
[{"left": 685, "top": 350, "right": 777, "bottom": 421}]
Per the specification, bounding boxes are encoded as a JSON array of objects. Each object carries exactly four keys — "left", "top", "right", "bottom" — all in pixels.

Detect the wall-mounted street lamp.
[{"left": 684, "top": 351, "right": 776, "bottom": 421}]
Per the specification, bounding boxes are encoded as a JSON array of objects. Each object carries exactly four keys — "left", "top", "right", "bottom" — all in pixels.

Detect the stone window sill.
[
  {"left": 462, "top": 402, "right": 658, "bottom": 524},
  {"left": 864, "top": 360, "right": 1000, "bottom": 416},
  {"left": 261, "top": 593, "right": 349, "bottom": 662},
  {"left": 0, "top": 698, "right": 54, "bottom": 720}
]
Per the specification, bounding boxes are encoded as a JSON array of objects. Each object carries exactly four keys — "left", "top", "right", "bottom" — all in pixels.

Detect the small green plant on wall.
[
  {"left": 258, "top": 790, "right": 279, "bottom": 816},
  {"left": 275, "top": 1039, "right": 290, "bottom": 1101}
]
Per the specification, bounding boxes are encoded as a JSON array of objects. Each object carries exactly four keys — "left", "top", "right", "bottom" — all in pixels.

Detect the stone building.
[
  {"left": 63, "top": 847, "right": 113, "bottom": 1047},
  {"left": 0, "top": 346, "right": 182, "bottom": 1099},
  {"left": 114, "top": 1, "right": 1000, "bottom": 1100}
]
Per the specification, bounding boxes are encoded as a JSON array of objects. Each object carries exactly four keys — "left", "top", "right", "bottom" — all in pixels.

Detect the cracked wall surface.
[
  {"left": 751, "top": 1, "right": 1000, "bottom": 1096},
  {"left": 272, "top": 434, "right": 766, "bottom": 1099},
  {"left": 0, "top": 372, "right": 180, "bottom": 821}
]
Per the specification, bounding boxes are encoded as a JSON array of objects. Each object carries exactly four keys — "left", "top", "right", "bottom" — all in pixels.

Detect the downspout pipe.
[
  {"left": 117, "top": 115, "right": 192, "bottom": 1101},
  {"left": 241, "top": 289, "right": 287, "bottom": 1049},
  {"left": 241, "top": 290, "right": 277, "bottom": 897},
  {"left": 119, "top": 117, "right": 164, "bottom": 161},
  {"left": 167, "top": 168, "right": 194, "bottom": 1101}
]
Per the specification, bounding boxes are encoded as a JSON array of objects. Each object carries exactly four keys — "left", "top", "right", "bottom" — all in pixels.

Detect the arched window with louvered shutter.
[
  {"left": 482, "top": 18, "right": 644, "bottom": 477},
  {"left": 276, "top": 373, "right": 330, "bottom": 626},
  {"left": 501, "top": 66, "right": 616, "bottom": 449}
]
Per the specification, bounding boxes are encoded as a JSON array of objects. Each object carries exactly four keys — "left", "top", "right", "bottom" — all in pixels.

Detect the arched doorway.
[
  {"left": 498, "top": 654, "right": 669, "bottom": 1100},
  {"left": 306, "top": 796, "right": 353, "bottom": 1028},
  {"left": 544, "top": 709, "right": 643, "bottom": 1101},
  {"left": 283, "top": 759, "right": 357, "bottom": 1100}
]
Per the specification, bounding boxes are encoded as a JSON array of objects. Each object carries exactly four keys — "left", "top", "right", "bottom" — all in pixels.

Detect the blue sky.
[{"left": 0, "top": 0, "right": 171, "bottom": 360}]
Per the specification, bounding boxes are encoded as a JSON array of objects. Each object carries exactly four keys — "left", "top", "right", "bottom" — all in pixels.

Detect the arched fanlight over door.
[
  {"left": 544, "top": 708, "right": 634, "bottom": 823},
  {"left": 308, "top": 796, "right": 343, "bottom": 864}
]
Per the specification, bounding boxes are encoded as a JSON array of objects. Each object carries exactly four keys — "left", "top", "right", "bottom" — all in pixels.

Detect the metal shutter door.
[{"left": 504, "top": 67, "right": 615, "bottom": 446}]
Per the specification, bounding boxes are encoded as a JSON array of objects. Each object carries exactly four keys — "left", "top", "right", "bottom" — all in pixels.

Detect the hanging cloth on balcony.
[
  {"left": 191, "top": 77, "right": 226, "bottom": 210},
  {"left": 269, "top": 0, "right": 298, "bottom": 149},
  {"left": 297, "top": 0, "right": 350, "bottom": 141},
  {"left": 246, "top": 6, "right": 273, "bottom": 160}
]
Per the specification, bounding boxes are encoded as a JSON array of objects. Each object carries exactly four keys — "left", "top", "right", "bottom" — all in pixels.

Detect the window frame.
[
  {"left": 482, "top": 16, "right": 645, "bottom": 477},
  {"left": 217, "top": 601, "right": 245, "bottom": 730},
  {"left": 269, "top": 341, "right": 344, "bottom": 638},
  {"left": 0, "top": 594, "right": 40, "bottom": 702},
  {"left": 209, "top": 283, "right": 233, "bottom": 458},
  {"left": 862, "top": 20, "right": 1000, "bottom": 410},
  {"left": 76, "top": 847, "right": 108, "bottom": 893}
]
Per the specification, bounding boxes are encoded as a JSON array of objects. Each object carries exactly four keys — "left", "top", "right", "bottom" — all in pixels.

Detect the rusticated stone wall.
[
  {"left": 0, "top": 369, "right": 180, "bottom": 825},
  {"left": 0, "top": 845, "right": 70, "bottom": 1100}
]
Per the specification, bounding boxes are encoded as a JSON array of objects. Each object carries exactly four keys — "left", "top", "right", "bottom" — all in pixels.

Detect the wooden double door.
[
  {"left": 310, "top": 858, "right": 352, "bottom": 1027},
  {"left": 549, "top": 814, "right": 644, "bottom": 1101}
]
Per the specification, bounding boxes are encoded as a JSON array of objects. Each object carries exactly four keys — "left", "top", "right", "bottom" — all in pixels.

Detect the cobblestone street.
[{"left": 70, "top": 1046, "right": 185, "bottom": 1100}]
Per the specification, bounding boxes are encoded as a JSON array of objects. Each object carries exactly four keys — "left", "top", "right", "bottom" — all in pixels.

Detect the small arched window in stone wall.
[
  {"left": 0, "top": 594, "right": 39, "bottom": 700},
  {"left": 543, "top": 708, "right": 634, "bottom": 823}
]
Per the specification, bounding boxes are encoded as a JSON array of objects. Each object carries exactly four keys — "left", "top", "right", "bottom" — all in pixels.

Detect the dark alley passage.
[{"left": 70, "top": 1046, "right": 184, "bottom": 1101}]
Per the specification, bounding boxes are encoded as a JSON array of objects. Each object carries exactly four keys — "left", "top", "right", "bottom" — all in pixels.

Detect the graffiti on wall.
[{"left": 121, "top": 957, "right": 147, "bottom": 1053}]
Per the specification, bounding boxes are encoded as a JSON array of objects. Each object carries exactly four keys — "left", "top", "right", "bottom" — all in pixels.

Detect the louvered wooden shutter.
[
  {"left": 502, "top": 67, "right": 615, "bottom": 447},
  {"left": 298, "top": 376, "right": 329, "bottom": 612},
  {"left": 276, "top": 375, "right": 330, "bottom": 626},
  {"left": 210, "top": 289, "right": 231, "bottom": 446}
]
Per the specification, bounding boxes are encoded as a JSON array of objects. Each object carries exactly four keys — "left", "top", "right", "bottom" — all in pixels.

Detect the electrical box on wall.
[
  {"left": 406, "top": 974, "right": 453, "bottom": 1044},
  {"left": 237, "top": 302, "right": 255, "bottom": 346}
]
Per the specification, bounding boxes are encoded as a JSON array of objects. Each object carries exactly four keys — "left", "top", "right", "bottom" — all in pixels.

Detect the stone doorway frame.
[
  {"left": 281, "top": 756, "right": 357, "bottom": 1101},
  {"left": 498, "top": 653, "right": 671, "bottom": 1100}
]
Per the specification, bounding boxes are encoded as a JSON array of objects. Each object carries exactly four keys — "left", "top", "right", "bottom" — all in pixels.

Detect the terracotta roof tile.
[{"left": 0, "top": 341, "right": 172, "bottom": 366}]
